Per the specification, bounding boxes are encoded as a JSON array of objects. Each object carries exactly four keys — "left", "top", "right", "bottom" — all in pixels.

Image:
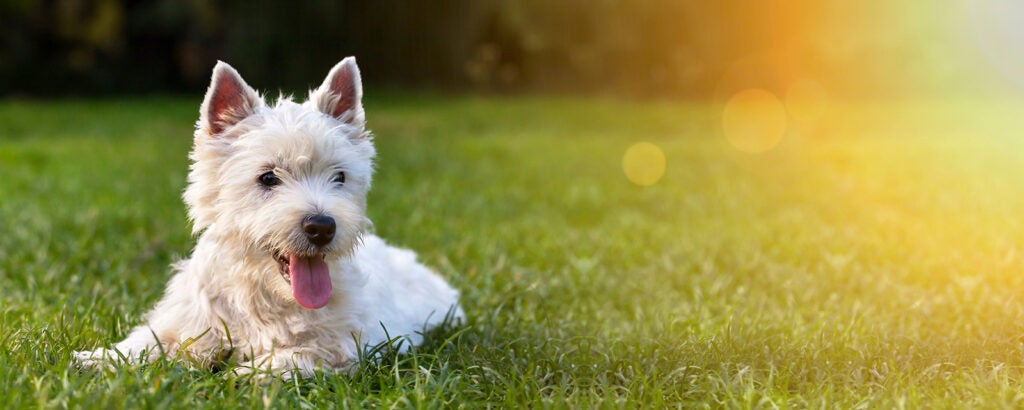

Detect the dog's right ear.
[{"left": 198, "top": 61, "right": 262, "bottom": 137}]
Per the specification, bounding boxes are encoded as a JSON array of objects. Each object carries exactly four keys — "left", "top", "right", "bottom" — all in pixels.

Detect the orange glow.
[{"left": 785, "top": 79, "right": 828, "bottom": 132}]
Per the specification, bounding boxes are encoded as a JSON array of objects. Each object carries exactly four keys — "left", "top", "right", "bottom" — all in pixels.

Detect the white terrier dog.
[{"left": 74, "top": 57, "right": 463, "bottom": 377}]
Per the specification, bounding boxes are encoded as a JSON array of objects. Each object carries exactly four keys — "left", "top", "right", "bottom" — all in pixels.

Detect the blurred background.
[{"left": 3, "top": 0, "right": 1022, "bottom": 101}]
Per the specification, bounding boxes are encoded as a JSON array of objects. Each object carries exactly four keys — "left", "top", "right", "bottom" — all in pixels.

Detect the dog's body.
[{"left": 74, "top": 58, "right": 462, "bottom": 377}]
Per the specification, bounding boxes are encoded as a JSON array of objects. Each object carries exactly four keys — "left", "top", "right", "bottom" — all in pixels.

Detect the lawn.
[{"left": 3, "top": 94, "right": 1024, "bottom": 407}]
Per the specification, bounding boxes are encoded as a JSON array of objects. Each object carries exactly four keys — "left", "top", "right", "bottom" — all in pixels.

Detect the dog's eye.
[
  {"left": 333, "top": 171, "right": 345, "bottom": 185},
  {"left": 258, "top": 171, "right": 281, "bottom": 187}
]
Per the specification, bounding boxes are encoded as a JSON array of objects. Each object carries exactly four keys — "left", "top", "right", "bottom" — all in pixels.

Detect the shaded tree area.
[
  {"left": 0, "top": 0, "right": 784, "bottom": 97},
  {"left": 0, "top": 0, "right": 990, "bottom": 98}
]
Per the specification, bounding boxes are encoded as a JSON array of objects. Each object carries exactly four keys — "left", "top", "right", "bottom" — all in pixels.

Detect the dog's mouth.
[
  {"left": 273, "top": 252, "right": 292, "bottom": 283},
  {"left": 272, "top": 250, "right": 333, "bottom": 310}
]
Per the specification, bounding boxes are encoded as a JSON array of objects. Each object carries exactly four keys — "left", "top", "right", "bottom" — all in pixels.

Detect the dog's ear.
[
  {"left": 198, "top": 61, "right": 262, "bottom": 137},
  {"left": 310, "top": 57, "right": 365, "bottom": 127}
]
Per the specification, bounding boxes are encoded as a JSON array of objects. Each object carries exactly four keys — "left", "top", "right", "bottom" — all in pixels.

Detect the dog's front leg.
[
  {"left": 73, "top": 324, "right": 168, "bottom": 369},
  {"left": 73, "top": 271, "right": 222, "bottom": 369}
]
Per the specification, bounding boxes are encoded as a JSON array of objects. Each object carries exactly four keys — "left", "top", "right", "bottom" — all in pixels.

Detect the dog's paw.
[
  {"left": 238, "top": 349, "right": 354, "bottom": 380},
  {"left": 236, "top": 360, "right": 312, "bottom": 381},
  {"left": 224, "top": 363, "right": 280, "bottom": 384},
  {"left": 229, "top": 362, "right": 347, "bottom": 382},
  {"left": 72, "top": 348, "right": 120, "bottom": 371}
]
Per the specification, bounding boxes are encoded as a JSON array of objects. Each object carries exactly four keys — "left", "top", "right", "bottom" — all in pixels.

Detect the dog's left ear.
[{"left": 310, "top": 57, "right": 365, "bottom": 127}]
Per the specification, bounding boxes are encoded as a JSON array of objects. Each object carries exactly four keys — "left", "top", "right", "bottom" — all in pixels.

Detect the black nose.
[{"left": 302, "top": 214, "right": 336, "bottom": 247}]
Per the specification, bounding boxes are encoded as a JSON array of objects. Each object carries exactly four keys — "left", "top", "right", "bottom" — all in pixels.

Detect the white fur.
[{"left": 74, "top": 58, "right": 463, "bottom": 378}]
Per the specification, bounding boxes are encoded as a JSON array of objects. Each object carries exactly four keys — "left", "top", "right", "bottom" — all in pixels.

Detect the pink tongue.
[{"left": 289, "top": 254, "right": 332, "bottom": 309}]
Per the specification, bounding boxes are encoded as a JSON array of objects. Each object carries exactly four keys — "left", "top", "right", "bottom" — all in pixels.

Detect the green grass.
[{"left": 3, "top": 94, "right": 1024, "bottom": 408}]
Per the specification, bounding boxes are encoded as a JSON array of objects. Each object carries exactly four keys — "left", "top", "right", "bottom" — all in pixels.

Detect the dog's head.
[{"left": 184, "top": 58, "right": 375, "bottom": 310}]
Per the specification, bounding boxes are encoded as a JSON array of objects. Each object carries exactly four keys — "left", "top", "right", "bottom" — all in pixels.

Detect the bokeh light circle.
[
  {"left": 722, "top": 88, "right": 788, "bottom": 153},
  {"left": 622, "top": 142, "right": 666, "bottom": 186}
]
